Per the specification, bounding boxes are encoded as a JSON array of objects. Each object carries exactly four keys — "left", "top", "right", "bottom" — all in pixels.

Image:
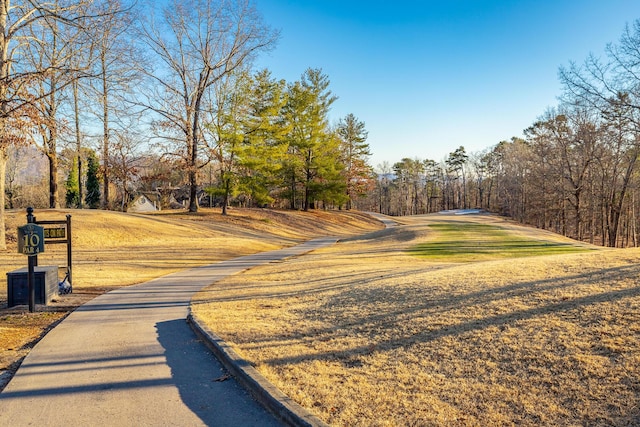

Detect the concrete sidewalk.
[{"left": 0, "top": 238, "right": 337, "bottom": 426}]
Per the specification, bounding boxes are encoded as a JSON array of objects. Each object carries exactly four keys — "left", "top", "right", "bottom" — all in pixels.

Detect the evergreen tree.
[
  {"left": 445, "top": 146, "right": 469, "bottom": 209},
  {"left": 207, "top": 69, "right": 291, "bottom": 211},
  {"left": 85, "top": 151, "right": 101, "bottom": 209},
  {"left": 308, "top": 131, "right": 348, "bottom": 208},
  {"left": 65, "top": 157, "right": 80, "bottom": 207},
  {"left": 283, "top": 68, "right": 340, "bottom": 210},
  {"left": 208, "top": 71, "right": 255, "bottom": 215},
  {"left": 237, "top": 70, "right": 289, "bottom": 207},
  {"left": 337, "top": 113, "right": 373, "bottom": 209}
]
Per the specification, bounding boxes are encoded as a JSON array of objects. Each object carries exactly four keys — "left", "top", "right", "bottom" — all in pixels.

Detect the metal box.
[{"left": 7, "top": 266, "right": 58, "bottom": 307}]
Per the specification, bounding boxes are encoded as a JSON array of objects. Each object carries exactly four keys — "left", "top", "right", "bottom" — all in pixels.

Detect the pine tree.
[
  {"left": 85, "top": 151, "right": 101, "bottom": 209},
  {"left": 308, "top": 131, "right": 348, "bottom": 208},
  {"left": 65, "top": 157, "right": 80, "bottom": 207},
  {"left": 207, "top": 69, "right": 290, "bottom": 211},
  {"left": 283, "top": 68, "right": 339, "bottom": 210},
  {"left": 337, "top": 113, "right": 373, "bottom": 209},
  {"left": 208, "top": 71, "right": 252, "bottom": 215},
  {"left": 237, "top": 70, "right": 289, "bottom": 207}
]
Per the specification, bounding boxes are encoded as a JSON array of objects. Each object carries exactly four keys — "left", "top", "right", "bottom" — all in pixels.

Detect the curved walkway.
[
  {"left": 364, "top": 212, "right": 398, "bottom": 228},
  {"left": 0, "top": 237, "right": 338, "bottom": 426}
]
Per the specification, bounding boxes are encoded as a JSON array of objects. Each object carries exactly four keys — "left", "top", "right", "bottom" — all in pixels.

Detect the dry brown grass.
[
  {"left": 1, "top": 207, "right": 379, "bottom": 293},
  {"left": 0, "top": 207, "right": 381, "bottom": 390},
  {"left": 192, "top": 213, "right": 640, "bottom": 426}
]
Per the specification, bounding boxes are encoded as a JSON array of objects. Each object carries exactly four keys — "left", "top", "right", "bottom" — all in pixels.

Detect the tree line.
[
  {"left": 5, "top": 2, "right": 640, "bottom": 250},
  {"left": 360, "top": 19, "right": 640, "bottom": 248},
  {"left": 0, "top": 0, "right": 374, "bottom": 250}
]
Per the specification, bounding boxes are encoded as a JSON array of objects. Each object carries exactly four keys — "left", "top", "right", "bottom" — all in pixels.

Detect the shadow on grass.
[
  {"left": 409, "top": 239, "right": 588, "bottom": 258},
  {"left": 223, "top": 263, "right": 640, "bottom": 362},
  {"left": 408, "top": 222, "right": 592, "bottom": 260},
  {"left": 266, "top": 264, "right": 640, "bottom": 424}
]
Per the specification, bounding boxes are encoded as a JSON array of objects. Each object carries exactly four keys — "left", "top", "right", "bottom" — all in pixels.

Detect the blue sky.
[{"left": 254, "top": 1, "right": 640, "bottom": 168}]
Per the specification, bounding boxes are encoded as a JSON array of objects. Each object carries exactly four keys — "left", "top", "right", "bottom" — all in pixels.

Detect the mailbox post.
[{"left": 17, "top": 207, "right": 45, "bottom": 312}]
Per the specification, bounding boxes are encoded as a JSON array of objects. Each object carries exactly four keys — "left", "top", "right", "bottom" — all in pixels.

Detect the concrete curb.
[{"left": 187, "top": 311, "right": 330, "bottom": 427}]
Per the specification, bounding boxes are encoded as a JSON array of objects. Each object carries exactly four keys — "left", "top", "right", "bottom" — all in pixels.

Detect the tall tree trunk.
[
  {"left": 221, "top": 176, "right": 230, "bottom": 216},
  {"left": 303, "top": 149, "right": 313, "bottom": 211},
  {"left": 608, "top": 150, "right": 638, "bottom": 247},
  {"left": 632, "top": 191, "right": 638, "bottom": 247},
  {"left": 101, "top": 57, "right": 110, "bottom": 210},
  {"left": 609, "top": 203, "right": 622, "bottom": 247},
  {"left": 48, "top": 149, "right": 59, "bottom": 208},
  {"left": 73, "top": 80, "right": 82, "bottom": 207},
  {"left": 46, "top": 75, "right": 59, "bottom": 209},
  {"left": 0, "top": 146, "right": 7, "bottom": 249},
  {"left": 44, "top": 25, "right": 60, "bottom": 209},
  {"left": 304, "top": 183, "right": 310, "bottom": 211},
  {"left": 187, "top": 126, "right": 198, "bottom": 212},
  {"left": 462, "top": 169, "right": 467, "bottom": 209},
  {"left": 0, "top": 1, "right": 8, "bottom": 250},
  {"left": 188, "top": 169, "right": 198, "bottom": 212},
  {"left": 574, "top": 190, "right": 581, "bottom": 241},
  {"left": 188, "top": 82, "right": 207, "bottom": 213},
  {"left": 188, "top": 129, "right": 199, "bottom": 212},
  {"left": 290, "top": 169, "right": 296, "bottom": 210}
]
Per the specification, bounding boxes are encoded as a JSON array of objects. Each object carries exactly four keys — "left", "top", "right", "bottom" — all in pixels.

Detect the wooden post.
[
  {"left": 26, "top": 207, "right": 36, "bottom": 313},
  {"left": 66, "top": 214, "right": 72, "bottom": 286}
]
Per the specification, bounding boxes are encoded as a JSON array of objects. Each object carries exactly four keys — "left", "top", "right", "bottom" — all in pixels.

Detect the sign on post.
[
  {"left": 43, "top": 227, "right": 66, "bottom": 240},
  {"left": 38, "top": 215, "right": 73, "bottom": 287},
  {"left": 18, "top": 211, "right": 44, "bottom": 313},
  {"left": 17, "top": 224, "right": 45, "bottom": 256}
]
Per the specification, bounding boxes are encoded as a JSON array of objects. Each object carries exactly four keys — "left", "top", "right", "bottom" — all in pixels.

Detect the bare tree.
[
  {"left": 0, "top": 0, "right": 96, "bottom": 249},
  {"left": 560, "top": 20, "right": 640, "bottom": 246},
  {"left": 82, "top": 0, "right": 139, "bottom": 210},
  {"left": 135, "top": 0, "right": 277, "bottom": 212},
  {"left": 392, "top": 158, "right": 425, "bottom": 215},
  {"left": 375, "top": 161, "right": 392, "bottom": 215},
  {"left": 109, "top": 128, "right": 143, "bottom": 211},
  {"left": 5, "top": 144, "right": 27, "bottom": 208},
  {"left": 25, "top": 9, "right": 85, "bottom": 209}
]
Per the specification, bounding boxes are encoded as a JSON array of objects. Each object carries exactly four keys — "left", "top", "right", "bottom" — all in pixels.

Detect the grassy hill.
[
  {"left": 1, "top": 207, "right": 382, "bottom": 294},
  {"left": 192, "top": 212, "right": 640, "bottom": 426},
  {"left": 0, "top": 207, "right": 382, "bottom": 389},
  {"left": 3, "top": 209, "right": 640, "bottom": 425}
]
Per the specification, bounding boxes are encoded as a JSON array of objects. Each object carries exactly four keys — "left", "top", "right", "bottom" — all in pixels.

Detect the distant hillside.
[{"left": 7, "top": 145, "right": 48, "bottom": 185}]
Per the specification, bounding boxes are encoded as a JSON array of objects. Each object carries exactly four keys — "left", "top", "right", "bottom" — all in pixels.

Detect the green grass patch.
[{"left": 408, "top": 222, "right": 590, "bottom": 262}]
